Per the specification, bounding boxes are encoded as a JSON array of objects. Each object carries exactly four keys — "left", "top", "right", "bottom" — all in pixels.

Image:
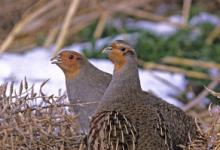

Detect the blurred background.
[
  {"left": 1, "top": 1, "right": 220, "bottom": 149},
  {"left": 0, "top": 0, "right": 220, "bottom": 111}
]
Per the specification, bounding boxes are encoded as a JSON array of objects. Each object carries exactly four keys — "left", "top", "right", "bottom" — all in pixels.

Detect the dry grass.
[
  {"left": 0, "top": 0, "right": 141, "bottom": 53},
  {"left": 0, "top": 0, "right": 200, "bottom": 53},
  {"left": 0, "top": 79, "right": 85, "bottom": 150},
  {"left": 0, "top": 79, "right": 220, "bottom": 149},
  {"left": 183, "top": 107, "right": 220, "bottom": 150},
  {"left": 182, "top": 88, "right": 220, "bottom": 150}
]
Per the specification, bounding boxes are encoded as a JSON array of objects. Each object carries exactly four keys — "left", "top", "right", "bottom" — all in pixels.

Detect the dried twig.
[
  {"left": 182, "top": 0, "right": 192, "bottom": 27},
  {"left": 182, "top": 77, "right": 220, "bottom": 111},
  {"left": 93, "top": 12, "right": 108, "bottom": 39},
  {"left": 162, "top": 56, "right": 220, "bottom": 70},
  {"left": 120, "top": 7, "right": 185, "bottom": 28},
  {"left": 53, "top": 0, "right": 81, "bottom": 56},
  {"left": 204, "top": 87, "right": 220, "bottom": 99},
  {"left": 0, "top": 0, "right": 60, "bottom": 53},
  {"left": 43, "top": 28, "right": 59, "bottom": 48},
  {"left": 141, "top": 61, "right": 213, "bottom": 80},
  {"left": 206, "top": 24, "right": 220, "bottom": 45}
]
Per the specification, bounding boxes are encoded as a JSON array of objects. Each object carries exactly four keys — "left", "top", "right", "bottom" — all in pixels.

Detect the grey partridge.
[
  {"left": 51, "top": 50, "right": 111, "bottom": 132},
  {"left": 88, "top": 40, "right": 198, "bottom": 150}
]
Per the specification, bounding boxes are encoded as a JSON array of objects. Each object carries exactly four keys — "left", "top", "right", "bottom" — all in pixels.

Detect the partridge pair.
[{"left": 51, "top": 40, "right": 198, "bottom": 149}]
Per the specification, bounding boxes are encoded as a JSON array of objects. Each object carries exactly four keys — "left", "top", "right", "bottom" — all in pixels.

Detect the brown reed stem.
[
  {"left": 162, "top": 56, "right": 220, "bottom": 69},
  {"left": 93, "top": 12, "right": 108, "bottom": 39},
  {"left": 53, "top": 0, "right": 81, "bottom": 56},
  {"left": 0, "top": 0, "right": 60, "bottom": 53},
  {"left": 141, "top": 61, "right": 213, "bottom": 80},
  {"left": 182, "top": 77, "right": 220, "bottom": 111},
  {"left": 182, "top": 0, "right": 192, "bottom": 27}
]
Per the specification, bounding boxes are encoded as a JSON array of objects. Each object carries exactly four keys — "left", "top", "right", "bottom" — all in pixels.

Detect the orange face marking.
[
  {"left": 108, "top": 45, "right": 126, "bottom": 71},
  {"left": 54, "top": 51, "right": 83, "bottom": 80},
  {"left": 107, "top": 42, "right": 133, "bottom": 71}
]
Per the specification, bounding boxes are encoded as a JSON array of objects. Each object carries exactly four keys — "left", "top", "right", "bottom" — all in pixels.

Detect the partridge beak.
[
  {"left": 50, "top": 55, "right": 62, "bottom": 64},
  {"left": 102, "top": 46, "right": 112, "bottom": 54},
  {"left": 129, "top": 48, "right": 135, "bottom": 53}
]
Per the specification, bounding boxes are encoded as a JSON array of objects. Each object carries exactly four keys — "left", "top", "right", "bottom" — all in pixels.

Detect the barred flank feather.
[
  {"left": 184, "top": 133, "right": 207, "bottom": 150},
  {"left": 88, "top": 111, "right": 138, "bottom": 150},
  {"left": 156, "top": 110, "right": 173, "bottom": 149}
]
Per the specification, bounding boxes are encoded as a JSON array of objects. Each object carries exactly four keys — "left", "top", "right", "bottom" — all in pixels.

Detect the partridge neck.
[
  {"left": 66, "top": 62, "right": 110, "bottom": 102},
  {"left": 102, "top": 55, "right": 142, "bottom": 100},
  {"left": 66, "top": 62, "right": 95, "bottom": 99}
]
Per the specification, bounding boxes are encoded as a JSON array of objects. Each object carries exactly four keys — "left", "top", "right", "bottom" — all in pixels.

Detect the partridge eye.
[
  {"left": 69, "top": 55, "right": 74, "bottom": 59},
  {"left": 120, "top": 47, "right": 126, "bottom": 52}
]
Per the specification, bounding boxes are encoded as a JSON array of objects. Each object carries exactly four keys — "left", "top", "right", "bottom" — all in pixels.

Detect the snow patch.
[{"left": 0, "top": 48, "right": 185, "bottom": 107}]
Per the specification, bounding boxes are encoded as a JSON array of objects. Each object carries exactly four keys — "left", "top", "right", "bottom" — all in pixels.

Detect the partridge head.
[
  {"left": 51, "top": 51, "right": 85, "bottom": 80},
  {"left": 103, "top": 40, "right": 136, "bottom": 71}
]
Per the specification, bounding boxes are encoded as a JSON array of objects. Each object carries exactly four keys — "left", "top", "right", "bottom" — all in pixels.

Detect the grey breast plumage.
[{"left": 66, "top": 61, "right": 111, "bottom": 132}]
